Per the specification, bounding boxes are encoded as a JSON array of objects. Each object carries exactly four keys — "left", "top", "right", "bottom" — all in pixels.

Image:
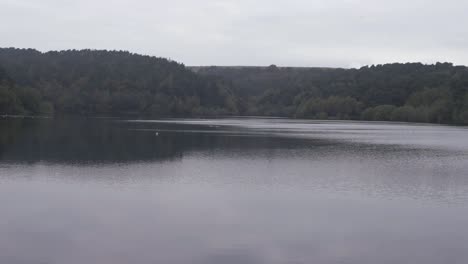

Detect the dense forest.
[
  {"left": 1, "top": 48, "right": 468, "bottom": 124},
  {"left": 0, "top": 48, "right": 239, "bottom": 117},
  {"left": 193, "top": 64, "right": 468, "bottom": 124}
]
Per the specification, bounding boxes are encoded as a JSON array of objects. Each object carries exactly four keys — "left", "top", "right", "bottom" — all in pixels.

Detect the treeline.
[
  {"left": 1, "top": 48, "right": 468, "bottom": 124},
  {"left": 194, "top": 64, "right": 468, "bottom": 124},
  {"left": 0, "top": 48, "right": 239, "bottom": 117}
]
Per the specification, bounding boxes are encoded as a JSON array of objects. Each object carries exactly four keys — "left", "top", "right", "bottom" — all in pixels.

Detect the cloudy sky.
[{"left": 1, "top": 0, "right": 467, "bottom": 67}]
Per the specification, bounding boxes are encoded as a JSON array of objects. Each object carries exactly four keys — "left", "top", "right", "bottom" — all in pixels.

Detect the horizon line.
[{"left": 0, "top": 47, "right": 465, "bottom": 69}]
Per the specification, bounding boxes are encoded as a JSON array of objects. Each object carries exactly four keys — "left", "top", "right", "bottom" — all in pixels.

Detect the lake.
[{"left": 1, "top": 117, "right": 468, "bottom": 264}]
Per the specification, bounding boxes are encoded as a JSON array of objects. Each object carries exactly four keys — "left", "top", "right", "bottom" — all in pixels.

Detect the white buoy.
[{"left": 155, "top": 132, "right": 159, "bottom": 136}]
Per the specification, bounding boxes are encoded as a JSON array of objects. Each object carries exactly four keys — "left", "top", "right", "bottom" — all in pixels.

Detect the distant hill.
[
  {"left": 1, "top": 48, "right": 468, "bottom": 124},
  {"left": 189, "top": 64, "right": 468, "bottom": 124},
  {"left": 0, "top": 48, "right": 239, "bottom": 116}
]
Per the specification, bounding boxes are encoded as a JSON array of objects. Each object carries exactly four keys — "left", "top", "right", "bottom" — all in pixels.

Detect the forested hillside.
[
  {"left": 1, "top": 48, "right": 468, "bottom": 124},
  {"left": 0, "top": 48, "right": 239, "bottom": 116},
  {"left": 193, "top": 64, "right": 468, "bottom": 124}
]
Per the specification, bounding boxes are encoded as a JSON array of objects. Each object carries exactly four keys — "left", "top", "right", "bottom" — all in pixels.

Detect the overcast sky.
[{"left": 1, "top": 0, "right": 468, "bottom": 67}]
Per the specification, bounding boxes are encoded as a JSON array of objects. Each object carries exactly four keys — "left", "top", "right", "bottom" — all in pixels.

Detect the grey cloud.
[{"left": 1, "top": 0, "right": 467, "bottom": 67}]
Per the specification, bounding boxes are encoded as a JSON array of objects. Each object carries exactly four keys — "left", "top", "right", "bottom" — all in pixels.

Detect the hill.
[
  {"left": 1, "top": 48, "right": 468, "bottom": 124},
  {"left": 0, "top": 48, "right": 239, "bottom": 116},
  {"left": 190, "top": 64, "right": 468, "bottom": 124}
]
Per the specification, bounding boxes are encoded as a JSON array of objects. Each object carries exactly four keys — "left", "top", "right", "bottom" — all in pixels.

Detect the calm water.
[{"left": 1, "top": 117, "right": 468, "bottom": 264}]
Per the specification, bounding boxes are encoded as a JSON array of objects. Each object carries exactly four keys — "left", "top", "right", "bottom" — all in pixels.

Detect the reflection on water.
[{"left": 1, "top": 117, "right": 468, "bottom": 264}]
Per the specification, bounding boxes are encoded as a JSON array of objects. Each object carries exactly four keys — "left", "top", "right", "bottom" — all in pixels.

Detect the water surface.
[{"left": 1, "top": 118, "right": 468, "bottom": 264}]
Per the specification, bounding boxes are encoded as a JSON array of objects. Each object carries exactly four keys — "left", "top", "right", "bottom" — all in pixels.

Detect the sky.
[{"left": 1, "top": 0, "right": 468, "bottom": 67}]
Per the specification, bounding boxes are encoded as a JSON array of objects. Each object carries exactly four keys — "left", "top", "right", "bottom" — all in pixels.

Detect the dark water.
[{"left": 1, "top": 117, "right": 468, "bottom": 264}]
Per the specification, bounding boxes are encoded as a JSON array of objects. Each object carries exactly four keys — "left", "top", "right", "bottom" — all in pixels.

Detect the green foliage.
[
  {"left": 17, "top": 87, "right": 41, "bottom": 114},
  {"left": 1, "top": 49, "right": 468, "bottom": 125},
  {"left": 0, "top": 85, "right": 23, "bottom": 114},
  {"left": 0, "top": 48, "right": 239, "bottom": 117},
  {"left": 454, "top": 94, "right": 468, "bottom": 124},
  {"left": 194, "top": 63, "right": 468, "bottom": 124},
  {"left": 361, "top": 105, "right": 396, "bottom": 121},
  {"left": 391, "top": 106, "right": 429, "bottom": 123},
  {"left": 39, "top": 102, "right": 54, "bottom": 114},
  {"left": 296, "top": 96, "right": 362, "bottom": 119}
]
